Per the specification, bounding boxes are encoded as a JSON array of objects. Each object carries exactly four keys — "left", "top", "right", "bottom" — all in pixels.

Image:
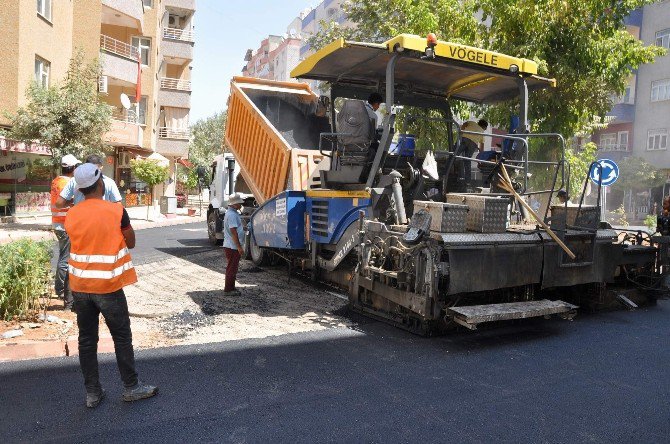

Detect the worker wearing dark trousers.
[
  {"left": 65, "top": 163, "right": 157, "bottom": 408},
  {"left": 51, "top": 154, "right": 80, "bottom": 310},
  {"left": 223, "top": 193, "right": 245, "bottom": 296}
]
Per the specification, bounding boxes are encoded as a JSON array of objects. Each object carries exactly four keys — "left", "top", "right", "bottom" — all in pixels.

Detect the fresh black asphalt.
[{"left": 20, "top": 222, "right": 670, "bottom": 443}]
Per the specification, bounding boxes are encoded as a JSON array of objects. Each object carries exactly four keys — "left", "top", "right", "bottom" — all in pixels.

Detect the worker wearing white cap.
[
  {"left": 223, "top": 193, "right": 245, "bottom": 295},
  {"left": 54, "top": 153, "right": 122, "bottom": 209},
  {"left": 64, "top": 163, "right": 157, "bottom": 408},
  {"left": 50, "top": 154, "right": 81, "bottom": 310}
]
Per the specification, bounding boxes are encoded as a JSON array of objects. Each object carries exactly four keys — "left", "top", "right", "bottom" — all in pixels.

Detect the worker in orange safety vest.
[
  {"left": 51, "top": 154, "right": 80, "bottom": 310},
  {"left": 65, "top": 163, "right": 157, "bottom": 408}
]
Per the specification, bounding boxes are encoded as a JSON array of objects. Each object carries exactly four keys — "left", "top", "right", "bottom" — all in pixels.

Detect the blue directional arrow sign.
[{"left": 589, "top": 159, "right": 619, "bottom": 186}]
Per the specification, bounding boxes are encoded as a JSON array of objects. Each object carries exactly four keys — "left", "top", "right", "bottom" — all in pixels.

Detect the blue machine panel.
[
  {"left": 251, "top": 191, "right": 306, "bottom": 249},
  {"left": 306, "top": 192, "right": 371, "bottom": 245}
]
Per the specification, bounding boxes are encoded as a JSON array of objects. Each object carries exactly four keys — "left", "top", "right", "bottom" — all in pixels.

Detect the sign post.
[{"left": 590, "top": 159, "right": 619, "bottom": 222}]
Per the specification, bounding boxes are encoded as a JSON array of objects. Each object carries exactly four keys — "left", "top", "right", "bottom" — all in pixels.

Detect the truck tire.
[
  {"left": 249, "top": 233, "right": 270, "bottom": 266},
  {"left": 207, "top": 211, "right": 223, "bottom": 246}
]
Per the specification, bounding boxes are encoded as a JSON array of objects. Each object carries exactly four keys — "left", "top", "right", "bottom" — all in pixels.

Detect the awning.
[
  {"left": 291, "top": 35, "right": 556, "bottom": 104},
  {"left": 177, "top": 158, "right": 193, "bottom": 168},
  {"left": 147, "top": 152, "right": 170, "bottom": 166}
]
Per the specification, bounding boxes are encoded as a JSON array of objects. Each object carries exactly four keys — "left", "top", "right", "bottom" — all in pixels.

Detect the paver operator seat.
[{"left": 321, "top": 99, "right": 377, "bottom": 189}]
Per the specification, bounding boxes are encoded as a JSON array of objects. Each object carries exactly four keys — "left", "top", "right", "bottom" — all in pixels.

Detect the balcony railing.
[
  {"left": 160, "top": 77, "right": 192, "bottom": 91},
  {"left": 100, "top": 35, "right": 140, "bottom": 61},
  {"left": 158, "top": 127, "right": 190, "bottom": 139},
  {"left": 163, "top": 27, "right": 194, "bottom": 42},
  {"left": 599, "top": 144, "right": 629, "bottom": 152}
]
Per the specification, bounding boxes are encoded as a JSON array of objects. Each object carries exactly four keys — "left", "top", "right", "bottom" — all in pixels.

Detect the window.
[
  {"left": 656, "top": 28, "right": 670, "bottom": 50},
  {"left": 599, "top": 133, "right": 617, "bottom": 151},
  {"left": 651, "top": 79, "right": 670, "bottom": 102},
  {"left": 143, "top": 0, "right": 153, "bottom": 8},
  {"left": 34, "top": 56, "right": 50, "bottom": 87},
  {"left": 648, "top": 129, "right": 668, "bottom": 151},
  {"left": 36, "top": 0, "right": 52, "bottom": 21},
  {"left": 137, "top": 96, "right": 147, "bottom": 125},
  {"left": 131, "top": 37, "right": 151, "bottom": 66},
  {"left": 617, "top": 131, "right": 629, "bottom": 151}
]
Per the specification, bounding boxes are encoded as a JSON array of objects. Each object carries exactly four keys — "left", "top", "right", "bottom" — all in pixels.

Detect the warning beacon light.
[{"left": 424, "top": 33, "right": 438, "bottom": 59}]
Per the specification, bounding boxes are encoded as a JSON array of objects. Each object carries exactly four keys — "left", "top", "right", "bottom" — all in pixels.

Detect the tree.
[
  {"left": 611, "top": 156, "right": 665, "bottom": 192},
  {"left": 187, "top": 111, "right": 227, "bottom": 168},
  {"left": 564, "top": 142, "right": 598, "bottom": 199},
  {"left": 130, "top": 159, "right": 169, "bottom": 220},
  {"left": 4, "top": 49, "right": 112, "bottom": 166},
  {"left": 309, "top": 0, "right": 665, "bottom": 143}
]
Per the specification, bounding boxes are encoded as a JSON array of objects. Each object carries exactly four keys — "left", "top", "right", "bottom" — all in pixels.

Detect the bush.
[
  {"left": 644, "top": 214, "right": 657, "bottom": 232},
  {"left": 0, "top": 239, "right": 53, "bottom": 320}
]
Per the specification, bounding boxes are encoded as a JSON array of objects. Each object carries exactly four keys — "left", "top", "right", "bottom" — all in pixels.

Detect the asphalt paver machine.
[{"left": 239, "top": 34, "right": 666, "bottom": 334}]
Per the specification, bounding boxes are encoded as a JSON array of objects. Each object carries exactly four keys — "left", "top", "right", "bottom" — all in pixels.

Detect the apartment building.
[
  {"left": 590, "top": 3, "right": 669, "bottom": 216},
  {"left": 241, "top": 0, "right": 352, "bottom": 87},
  {"left": 0, "top": 0, "right": 195, "bottom": 214}
]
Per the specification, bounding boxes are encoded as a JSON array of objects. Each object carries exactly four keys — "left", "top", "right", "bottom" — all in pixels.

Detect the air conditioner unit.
[
  {"left": 168, "top": 15, "right": 178, "bottom": 26},
  {"left": 98, "top": 76, "right": 108, "bottom": 94},
  {"left": 119, "top": 152, "right": 131, "bottom": 167}
]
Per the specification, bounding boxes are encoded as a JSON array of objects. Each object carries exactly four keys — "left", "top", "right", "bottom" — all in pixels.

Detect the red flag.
[{"left": 135, "top": 53, "right": 142, "bottom": 102}]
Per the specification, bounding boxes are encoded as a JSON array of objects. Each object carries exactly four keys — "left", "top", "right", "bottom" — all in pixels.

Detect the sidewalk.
[{"left": 0, "top": 205, "right": 206, "bottom": 245}]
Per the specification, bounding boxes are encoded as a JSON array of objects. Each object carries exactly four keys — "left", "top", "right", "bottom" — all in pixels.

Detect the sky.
[{"left": 190, "top": 0, "right": 314, "bottom": 123}]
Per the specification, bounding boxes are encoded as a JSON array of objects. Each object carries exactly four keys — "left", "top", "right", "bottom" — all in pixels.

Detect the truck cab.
[{"left": 206, "top": 153, "right": 254, "bottom": 246}]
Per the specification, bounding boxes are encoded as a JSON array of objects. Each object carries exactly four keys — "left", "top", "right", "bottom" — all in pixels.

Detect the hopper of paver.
[{"left": 224, "top": 76, "right": 329, "bottom": 203}]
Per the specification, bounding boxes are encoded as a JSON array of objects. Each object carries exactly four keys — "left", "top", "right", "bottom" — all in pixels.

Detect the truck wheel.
[
  {"left": 249, "top": 233, "right": 270, "bottom": 266},
  {"left": 207, "top": 211, "right": 223, "bottom": 246}
]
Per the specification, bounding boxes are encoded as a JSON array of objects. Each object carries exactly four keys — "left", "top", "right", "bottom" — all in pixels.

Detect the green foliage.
[
  {"left": 612, "top": 204, "right": 629, "bottom": 227},
  {"left": 177, "top": 165, "right": 199, "bottom": 192},
  {"left": 5, "top": 49, "right": 112, "bottom": 166},
  {"left": 130, "top": 158, "right": 170, "bottom": 219},
  {"left": 0, "top": 239, "right": 53, "bottom": 321},
  {"left": 309, "top": 0, "right": 665, "bottom": 142},
  {"left": 564, "top": 142, "right": 598, "bottom": 199},
  {"left": 612, "top": 156, "right": 665, "bottom": 192},
  {"left": 130, "top": 159, "right": 169, "bottom": 189},
  {"left": 644, "top": 214, "right": 656, "bottom": 232},
  {"left": 188, "top": 111, "right": 227, "bottom": 168}
]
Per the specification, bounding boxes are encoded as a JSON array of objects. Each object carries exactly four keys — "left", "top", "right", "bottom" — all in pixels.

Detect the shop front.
[
  {"left": 0, "top": 137, "right": 54, "bottom": 216},
  {"left": 116, "top": 148, "right": 153, "bottom": 207}
]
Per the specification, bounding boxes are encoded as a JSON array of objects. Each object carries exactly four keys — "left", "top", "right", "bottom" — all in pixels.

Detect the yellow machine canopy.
[{"left": 291, "top": 34, "right": 555, "bottom": 104}]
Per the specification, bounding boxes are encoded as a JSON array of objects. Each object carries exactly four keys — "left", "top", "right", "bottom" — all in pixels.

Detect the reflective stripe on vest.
[
  {"left": 65, "top": 199, "right": 137, "bottom": 293},
  {"left": 68, "top": 260, "right": 134, "bottom": 279}
]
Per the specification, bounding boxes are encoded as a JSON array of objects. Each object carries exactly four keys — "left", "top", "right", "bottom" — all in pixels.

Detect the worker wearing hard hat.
[
  {"left": 50, "top": 154, "right": 81, "bottom": 310},
  {"left": 65, "top": 163, "right": 157, "bottom": 408},
  {"left": 54, "top": 154, "right": 121, "bottom": 209},
  {"left": 223, "top": 193, "right": 245, "bottom": 296}
]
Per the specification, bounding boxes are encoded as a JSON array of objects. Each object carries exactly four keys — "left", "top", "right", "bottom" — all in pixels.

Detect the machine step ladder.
[{"left": 447, "top": 299, "right": 578, "bottom": 330}]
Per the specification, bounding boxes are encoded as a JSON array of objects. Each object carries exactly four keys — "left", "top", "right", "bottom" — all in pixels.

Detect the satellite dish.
[{"left": 120, "top": 93, "right": 131, "bottom": 110}]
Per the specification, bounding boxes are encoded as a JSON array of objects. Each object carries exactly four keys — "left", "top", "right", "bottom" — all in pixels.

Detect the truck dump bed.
[{"left": 224, "top": 77, "right": 329, "bottom": 203}]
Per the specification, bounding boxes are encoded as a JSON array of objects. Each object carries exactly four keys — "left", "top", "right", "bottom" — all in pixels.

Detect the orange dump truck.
[
  {"left": 223, "top": 76, "right": 329, "bottom": 203},
  {"left": 207, "top": 77, "right": 329, "bottom": 245}
]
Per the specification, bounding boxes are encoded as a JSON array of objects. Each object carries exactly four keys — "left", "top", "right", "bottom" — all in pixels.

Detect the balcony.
[
  {"left": 158, "top": 77, "right": 191, "bottom": 108},
  {"left": 156, "top": 127, "right": 190, "bottom": 157},
  {"left": 164, "top": 0, "right": 196, "bottom": 10},
  {"left": 101, "top": 1, "right": 143, "bottom": 33},
  {"left": 163, "top": 27, "right": 194, "bottom": 42},
  {"left": 161, "top": 28, "right": 194, "bottom": 61},
  {"left": 104, "top": 118, "right": 143, "bottom": 148},
  {"left": 100, "top": 35, "right": 140, "bottom": 85}
]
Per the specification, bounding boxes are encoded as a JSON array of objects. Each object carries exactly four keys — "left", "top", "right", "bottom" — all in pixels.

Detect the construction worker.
[
  {"left": 50, "top": 154, "right": 81, "bottom": 310},
  {"left": 223, "top": 193, "right": 245, "bottom": 296},
  {"left": 55, "top": 153, "right": 121, "bottom": 209},
  {"left": 65, "top": 163, "right": 157, "bottom": 408}
]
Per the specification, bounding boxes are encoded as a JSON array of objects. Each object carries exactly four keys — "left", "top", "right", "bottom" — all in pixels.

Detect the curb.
[{"left": 0, "top": 334, "right": 116, "bottom": 362}]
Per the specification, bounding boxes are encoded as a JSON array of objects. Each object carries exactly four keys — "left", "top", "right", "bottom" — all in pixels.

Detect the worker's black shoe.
[
  {"left": 86, "top": 389, "right": 105, "bottom": 408},
  {"left": 122, "top": 382, "right": 158, "bottom": 402}
]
